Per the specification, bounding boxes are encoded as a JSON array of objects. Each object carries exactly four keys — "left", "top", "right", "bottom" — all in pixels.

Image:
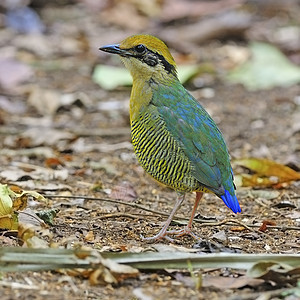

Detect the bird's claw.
[
  {"left": 140, "top": 233, "right": 174, "bottom": 242},
  {"left": 166, "top": 226, "right": 200, "bottom": 240},
  {"left": 140, "top": 226, "right": 199, "bottom": 242}
]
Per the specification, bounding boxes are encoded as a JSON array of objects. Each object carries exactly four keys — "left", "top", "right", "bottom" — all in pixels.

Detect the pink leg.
[
  {"left": 187, "top": 192, "right": 203, "bottom": 229},
  {"left": 141, "top": 193, "right": 185, "bottom": 242},
  {"left": 166, "top": 191, "right": 203, "bottom": 239}
]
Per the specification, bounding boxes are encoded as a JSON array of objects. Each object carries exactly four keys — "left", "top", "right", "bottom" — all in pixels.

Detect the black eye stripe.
[
  {"left": 154, "top": 52, "right": 175, "bottom": 74},
  {"left": 127, "top": 46, "right": 176, "bottom": 74},
  {"left": 143, "top": 56, "right": 157, "bottom": 67}
]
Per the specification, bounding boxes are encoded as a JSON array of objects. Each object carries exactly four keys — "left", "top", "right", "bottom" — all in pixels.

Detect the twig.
[
  {"left": 45, "top": 194, "right": 170, "bottom": 218},
  {"left": 94, "top": 212, "right": 140, "bottom": 220},
  {"left": 44, "top": 195, "right": 300, "bottom": 232},
  {"left": 195, "top": 218, "right": 254, "bottom": 232}
]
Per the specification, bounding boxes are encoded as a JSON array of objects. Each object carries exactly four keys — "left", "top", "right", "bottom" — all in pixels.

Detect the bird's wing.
[{"left": 150, "top": 83, "right": 230, "bottom": 195}]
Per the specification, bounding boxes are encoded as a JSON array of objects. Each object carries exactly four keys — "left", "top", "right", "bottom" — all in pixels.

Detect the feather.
[
  {"left": 150, "top": 81, "right": 239, "bottom": 204},
  {"left": 100, "top": 34, "right": 241, "bottom": 241}
]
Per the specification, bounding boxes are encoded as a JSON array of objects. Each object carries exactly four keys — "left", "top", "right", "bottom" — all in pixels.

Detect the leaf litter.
[{"left": 0, "top": 1, "right": 300, "bottom": 299}]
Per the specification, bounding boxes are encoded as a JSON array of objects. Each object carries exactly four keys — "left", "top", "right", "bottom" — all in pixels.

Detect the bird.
[{"left": 99, "top": 34, "right": 241, "bottom": 241}]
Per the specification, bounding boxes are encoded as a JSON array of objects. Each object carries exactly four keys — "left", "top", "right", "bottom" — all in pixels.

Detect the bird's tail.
[{"left": 220, "top": 189, "right": 241, "bottom": 213}]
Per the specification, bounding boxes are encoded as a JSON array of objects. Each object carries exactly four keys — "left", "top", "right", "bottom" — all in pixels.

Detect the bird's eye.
[{"left": 135, "top": 44, "right": 146, "bottom": 53}]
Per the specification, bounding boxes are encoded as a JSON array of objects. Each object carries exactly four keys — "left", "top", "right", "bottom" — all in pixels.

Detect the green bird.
[{"left": 99, "top": 34, "right": 241, "bottom": 241}]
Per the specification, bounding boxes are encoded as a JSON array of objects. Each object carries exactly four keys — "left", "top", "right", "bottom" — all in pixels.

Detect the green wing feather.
[{"left": 150, "top": 82, "right": 230, "bottom": 196}]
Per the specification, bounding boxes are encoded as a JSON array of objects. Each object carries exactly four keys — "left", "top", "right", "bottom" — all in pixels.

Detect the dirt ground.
[{"left": 0, "top": 1, "right": 299, "bottom": 299}]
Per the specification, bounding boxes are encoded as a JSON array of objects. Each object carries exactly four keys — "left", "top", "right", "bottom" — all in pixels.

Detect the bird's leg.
[
  {"left": 166, "top": 191, "right": 203, "bottom": 239},
  {"left": 141, "top": 192, "right": 185, "bottom": 242}
]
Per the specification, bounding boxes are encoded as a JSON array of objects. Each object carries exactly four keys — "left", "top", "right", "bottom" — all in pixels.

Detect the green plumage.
[
  {"left": 131, "top": 106, "right": 204, "bottom": 192},
  {"left": 131, "top": 80, "right": 228, "bottom": 196},
  {"left": 99, "top": 34, "right": 241, "bottom": 218}
]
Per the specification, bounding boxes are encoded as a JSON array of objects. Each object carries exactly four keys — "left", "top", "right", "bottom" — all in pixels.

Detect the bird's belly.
[{"left": 131, "top": 118, "right": 207, "bottom": 192}]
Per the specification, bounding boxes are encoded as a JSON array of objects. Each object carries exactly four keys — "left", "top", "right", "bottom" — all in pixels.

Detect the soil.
[{"left": 0, "top": 1, "right": 299, "bottom": 299}]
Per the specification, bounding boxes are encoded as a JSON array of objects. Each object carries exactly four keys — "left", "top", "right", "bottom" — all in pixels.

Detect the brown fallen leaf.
[
  {"left": 110, "top": 181, "right": 138, "bottom": 201},
  {"left": 45, "top": 157, "right": 64, "bottom": 169},
  {"left": 248, "top": 261, "right": 300, "bottom": 285},
  {"left": 102, "top": 258, "right": 139, "bottom": 283},
  {"left": 230, "top": 226, "right": 247, "bottom": 232},
  {"left": 88, "top": 253, "right": 139, "bottom": 285},
  {"left": 259, "top": 220, "right": 277, "bottom": 232},
  {"left": 18, "top": 218, "right": 51, "bottom": 248},
  {"left": 84, "top": 231, "right": 95, "bottom": 242},
  {"left": 89, "top": 267, "right": 117, "bottom": 285},
  {"left": 0, "top": 183, "right": 47, "bottom": 230},
  {"left": 234, "top": 158, "right": 300, "bottom": 188}
]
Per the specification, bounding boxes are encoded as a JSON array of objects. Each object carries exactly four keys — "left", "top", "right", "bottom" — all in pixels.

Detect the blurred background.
[
  {"left": 0, "top": 0, "right": 299, "bottom": 156},
  {"left": 0, "top": 1, "right": 300, "bottom": 297},
  {"left": 1, "top": 0, "right": 300, "bottom": 206},
  {"left": 0, "top": 0, "right": 300, "bottom": 195}
]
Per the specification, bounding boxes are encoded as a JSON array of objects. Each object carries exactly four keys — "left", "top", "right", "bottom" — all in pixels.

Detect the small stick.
[{"left": 44, "top": 195, "right": 300, "bottom": 232}]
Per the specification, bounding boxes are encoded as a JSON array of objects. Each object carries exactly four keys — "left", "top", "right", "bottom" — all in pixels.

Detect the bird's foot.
[
  {"left": 140, "top": 226, "right": 199, "bottom": 242},
  {"left": 140, "top": 233, "right": 175, "bottom": 242},
  {"left": 166, "top": 226, "right": 199, "bottom": 240}
]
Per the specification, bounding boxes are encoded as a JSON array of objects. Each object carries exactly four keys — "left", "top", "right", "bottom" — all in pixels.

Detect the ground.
[{"left": 0, "top": 1, "right": 299, "bottom": 299}]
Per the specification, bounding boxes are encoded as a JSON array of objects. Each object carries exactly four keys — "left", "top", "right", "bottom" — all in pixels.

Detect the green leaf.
[
  {"left": 227, "top": 42, "right": 300, "bottom": 90},
  {"left": 92, "top": 64, "right": 203, "bottom": 90},
  {"left": 0, "top": 184, "right": 14, "bottom": 216},
  {"left": 92, "top": 65, "right": 132, "bottom": 90},
  {"left": 177, "top": 65, "right": 201, "bottom": 84}
]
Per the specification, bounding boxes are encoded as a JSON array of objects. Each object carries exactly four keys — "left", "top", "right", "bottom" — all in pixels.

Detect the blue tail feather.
[{"left": 220, "top": 190, "right": 241, "bottom": 213}]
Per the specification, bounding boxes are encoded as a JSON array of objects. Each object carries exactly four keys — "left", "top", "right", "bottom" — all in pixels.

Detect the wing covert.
[{"left": 150, "top": 83, "right": 230, "bottom": 195}]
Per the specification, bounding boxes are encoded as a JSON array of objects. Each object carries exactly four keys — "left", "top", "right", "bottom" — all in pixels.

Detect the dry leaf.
[
  {"left": 248, "top": 261, "right": 300, "bottom": 285},
  {"left": 89, "top": 267, "right": 117, "bottom": 285},
  {"left": 230, "top": 226, "right": 247, "bottom": 232},
  {"left": 22, "top": 127, "right": 75, "bottom": 147},
  {"left": 203, "top": 275, "right": 264, "bottom": 289},
  {"left": 84, "top": 231, "right": 95, "bottom": 242},
  {"left": 110, "top": 181, "right": 138, "bottom": 201},
  {"left": 102, "top": 258, "right": 139, "bottom": 282},
  {"left": 0, "top": 214, "right": 18, "bottom": 231},
  {"left": 0, "top": 183, "right": 46, "bottom": 230},
  {"left": 259, "top": 220, "right": 277, "bottom": 232},
  {"left": 45, "top": 157, "right": 64, "bottom": 169},
  {"left": 18, "top": 221, "right": 52, "bottom": 248},
  {"left": 0, "top": 184, "right": 14, "bottom": 215},
  {"left": 0, "top": 58, "right": 33, "bottom": 90},
  {"left": 0, "top": 184, "right": 18, "bottom": 230},
  {"left": 234, "top": 158, "right": 300, "bottom": 187}
]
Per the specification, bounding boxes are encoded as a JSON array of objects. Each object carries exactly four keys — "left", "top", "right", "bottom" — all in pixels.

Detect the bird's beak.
[{"left": 99, "top": 44, "right": 132, "bottom": 57}]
